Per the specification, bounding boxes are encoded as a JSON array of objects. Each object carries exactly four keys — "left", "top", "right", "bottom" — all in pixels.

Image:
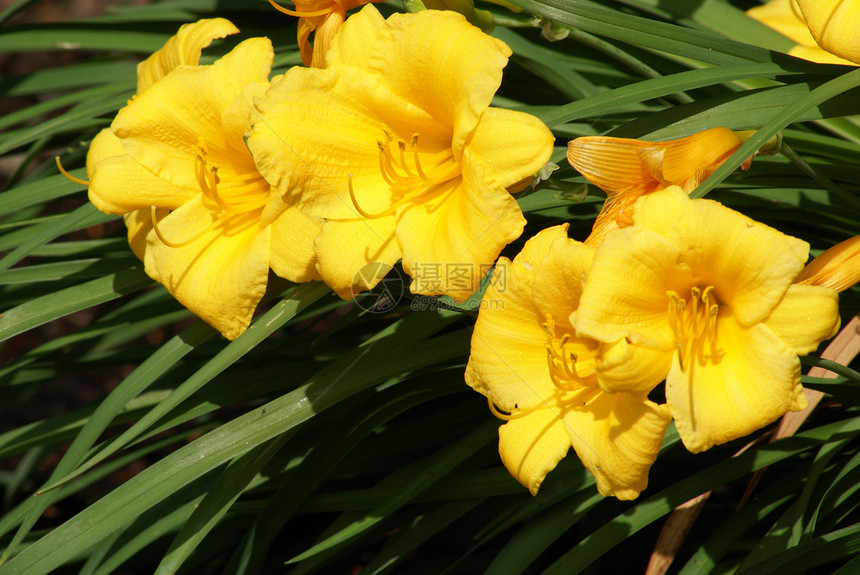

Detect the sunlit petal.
[
  {"left": 595, "top": 337, "right": 672, "bottom": 394},
  {"left": 144, "top": 196, "right": 270, "bottom": 340},
  {"left": 327, "top": 6, "right": 511, "bottom": 156},
  {"left": 397, "top": 149, "right": 526, "bottom": 302},
  {"left": 666, "top": 315, "right": 805, "bottom": 453},
  {"left": 465, "top": 226, "right": 570, "bottom": 413},
  {"left": 632, "top": 186, "right": 809, "bottom": 326},
  {"left": 574, "top": 224, "right": 682, "bottom": 351},
  {"left": 268, "top": 204, "right": 323, "bottom": 283},
  {"left": 498, "top": 410, "right": 571, "bottom": 496},
  {"left": 562, "top": 392, "right": 671, "bottom": 500},
  {"left": 461, "top": 107, "right": 554, "bottom": 192},
  {"left": 796, "top": 0, "right": 860, "bottom": 64},
  {"left": 137, "top": 18, "right": 239, "bottom": 93},
  {"left": 314, "top": 216, "right": 401, "bottom": 300},
  {"left": 115, "top": 38, "right": 274, "bottom": 190},
  {"left": 532, "top": 236, "right": 594, "bottom": 330},
  {"left": 765, "top": 284, "right": 840, "bottom": 355}
]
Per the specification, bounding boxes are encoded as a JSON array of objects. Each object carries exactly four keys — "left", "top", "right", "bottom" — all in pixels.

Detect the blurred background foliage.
[{"left": 0, "top": 0, "right": 858, "bottom": 573}]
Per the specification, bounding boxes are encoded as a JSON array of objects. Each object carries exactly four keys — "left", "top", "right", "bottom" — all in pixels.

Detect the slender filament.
[
  {"left": 55, "top": 156, "right": 91, "bottom": 186},
  {"left": 268, "top": 0, "right": 333, "bottom": 18}
]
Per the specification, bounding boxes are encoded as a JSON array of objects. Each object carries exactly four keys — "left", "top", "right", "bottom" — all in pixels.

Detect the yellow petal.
[
  {"left": 137, "top": 18, "right": 240, "bottom": 93},
  {"left": 747, "top": 0, "right": 817, "bottom": 47},
  {"left": 765, "top": 283, "right": 840, "bottom": 355},
  {"left": 796, "top": 0, "right": 860, "bottom": 64},
  {"left": 87, "top": 149, "right": 196, "bottom": 215},
  {"left": 250, "top": 66, "right": 441, "bottom": 220},
  {"left": 594, "top": 337, "right": 672, "bottom": 394},
  {"left": 123, "top": 209, "right": 160, "bottom": 261},
  {"left": 467, "top": 107, "right": 554, "bottom": 192},
  {"left": 86, "top": 128, "right": 123, "bottom": 179},
  {"left": 561, "top": 390, "right": 671, "bottom": 500},
  {"left": 397, "top": 149, "right": 526, "bottom": 301},
  {"left": 115, "top": 38, "right": 273, "bottom": 191},
  {"left": 320, "top": 2, "right": 382, "bottom": 67},
  {"left": 666, "top": 315, "right": 805, "bottom": 453},
  {"left": 584, "top": 191, "right": 641, "bottom": 247},
  {"left": 87, "top": 128, "right": 193, "bottom": 214},
  {"left": 795, "top": 235, "right": 860, "bottom": 292},
  {"left": 788, "top": 43, "right": 858, "bottom": 64},
  {"left": 268, "top": 203, "right": 322, "bottom": 283},
  {"left": 633, "top": 187, "right": 809, "bottom": 326},
  {"left": 574, "top": 224, "right": 683, "bottom": 351},
  {"left": 532, "top": 236, "right": 594, "bottom": 330},
  {"left": 327, "top": 5, "right": 511, "bottom": 157},
  {"left": 144, "top": 196, "right": 270, "bottom": 340},
  {"left": 498, "top": 410, "right": 572, "bottom": 495},
  {"left": 313, "top": 216, "right": 401, "bottom": 300},
  {"left": 465, "top": 225, "right": 570, "bottom": 413}
]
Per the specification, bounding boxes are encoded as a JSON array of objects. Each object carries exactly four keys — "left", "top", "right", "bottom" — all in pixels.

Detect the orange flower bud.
[
  {"left": 567, "top": 128, "right": 750, "bottom": 245},
  {"left": 796, "top": 235, "right": 860, "bottom": 292}
]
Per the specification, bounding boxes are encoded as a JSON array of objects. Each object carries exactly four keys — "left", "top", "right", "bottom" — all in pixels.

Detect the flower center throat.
[{"left": 666, "top": 285, "right": 719, "bottom": 371}]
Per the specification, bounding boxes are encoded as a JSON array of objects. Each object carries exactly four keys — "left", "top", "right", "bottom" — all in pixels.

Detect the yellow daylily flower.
[
  {"left": 573, "top": 187, "right": 841, "bottom": 453},
  {"left": 567, "top": 128, "right": 751, "bottom": 246},
  {"left": 268, "top": 0, "right": 382, "bottom": 67},
  {"left": 795, "top": 235, "right": 860, "bottom": 292},
  {"left": 465, "top": 225, "right": 671, "bottom": 500},
  {"left": 795, "top": 0, "right": 860, "bottom": 64},
  {"left": 87, "top": 20, "right": 320, "bottom": 340},
  {"left": 249, "top": 6, "right": 554, "bottom": 302},
  {"left": 747, "top": 0, "right": 857, "bottom": 65}
]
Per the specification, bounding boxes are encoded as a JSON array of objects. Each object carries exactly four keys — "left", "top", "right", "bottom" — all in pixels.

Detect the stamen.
[
  {"left": 348, "top": 174, "right": 393, "bottom": 219},
  {"left": 267, "top": 0, "right": 332, "bottom": 17},
  {"left": 150, "top": 205, "right": 222, "bottom": 249},
  {"left": 666, "top": 285, "right": 720, "bottom": 372},
  {"left": 194, "top": 153, "right": 238, "bottom": 213},
  {"left": 55, "top": 156, "right": 90, "bottom": 186},
  {"left": 708, "top": 305, "right": 719, "bottom": 341},
  {"left": 398, "top": 141, "right": 415, "bottom": 177},
  {"left": 411, "top": 134, "right": 428, "bottom": 180},
  {"left": 666, "top": 291, "right": 684, "bottom": 342},
  {"left": 377, "top": 141, "right": 408, "bottom": 187},
  {"left": 690, "top": 286, "right": 701, "bottom": 335},
  {"left": 543, "top": 316, "right": 597, "bottom": 391},
  {"left": 487, "top": 397, "right": 517, "bottom": 421}
]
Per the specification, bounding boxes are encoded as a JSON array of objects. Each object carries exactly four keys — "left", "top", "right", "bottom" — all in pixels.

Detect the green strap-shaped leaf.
[
  {"left": 0, "top": 329, "right": 468, "bottom": 575},
  {"left": 694, "top": 68, "right": 860, "bottom": 198},
  {"left": 541, "top": 416, "right": 860, "bottom": 574},
  {"left": 154, "top": 433, "right": 293, "bottom": 575},
  {"left": 0, "top": 265, "right": 151, "bottom": 343}
]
